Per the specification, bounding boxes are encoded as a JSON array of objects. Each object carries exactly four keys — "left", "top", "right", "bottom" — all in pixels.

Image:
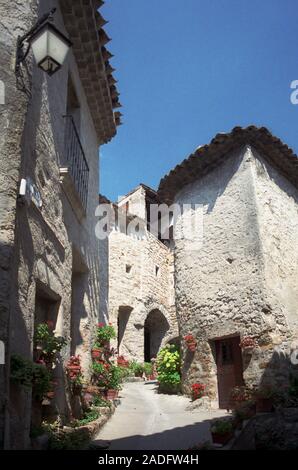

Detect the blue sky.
[{"left": 101, "top": 0, "right": 298, "bottom": 201}]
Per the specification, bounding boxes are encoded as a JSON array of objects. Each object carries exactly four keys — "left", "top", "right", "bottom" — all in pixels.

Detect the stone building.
[
  {"left": 103, "top": 185, "right": 178, "bottom": 362},
  {"left": 158, "top": 126, "right": 298, "bottom": 408},
  {"left": 0, "top": 0, "right": 120, "bottom": 448}
]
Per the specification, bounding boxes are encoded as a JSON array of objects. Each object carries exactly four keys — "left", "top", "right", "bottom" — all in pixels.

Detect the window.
[
  {"left": 155, "top": 265, "right": 160, "bottom": 277},
  {"left": 61, "top": 75, "right": 89, "bottom": 213}
]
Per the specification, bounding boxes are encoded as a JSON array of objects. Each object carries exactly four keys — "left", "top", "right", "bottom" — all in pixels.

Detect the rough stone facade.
[
  {"left": 0, "top": 0, "right": 119, "bottom": 449},
  {"left": 107, "top": 185, "right": 178, "bottom": 362},
  {"left": 160, "top": 137, "right": 298, "bottom": 406}
]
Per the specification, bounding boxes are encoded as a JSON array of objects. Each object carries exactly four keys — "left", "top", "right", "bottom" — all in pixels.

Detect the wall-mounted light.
[{"left": 15, "top": 8, "right": 72, "bottom": 93}]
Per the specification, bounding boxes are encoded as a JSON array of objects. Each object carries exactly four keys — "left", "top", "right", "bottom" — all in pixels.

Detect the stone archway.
[{"left": 144, "top": 309, "right": 170, "bottom": 362}]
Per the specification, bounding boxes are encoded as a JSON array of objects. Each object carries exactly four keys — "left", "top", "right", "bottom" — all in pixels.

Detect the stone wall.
[
  {"left": 0, "top": 0, "right": 106, "bottom": 448},
  {"left": 173, "top": 145, "right": 296, "bottom": 402},
  {"left": 108, "top": 220, "right": 178, "bottom": 362},
  {"left": 0, "top": 0, "right": 39, "bottom": 449}
]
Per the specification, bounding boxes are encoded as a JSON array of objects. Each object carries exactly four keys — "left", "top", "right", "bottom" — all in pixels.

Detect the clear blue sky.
[{"left": 100, "top": 0, "right": 298, "bottom": 201}]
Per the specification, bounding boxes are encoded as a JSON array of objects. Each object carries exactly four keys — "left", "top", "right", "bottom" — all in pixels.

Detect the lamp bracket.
[{"left": 15, "top": 8, "right": 56, "bottom": 95}]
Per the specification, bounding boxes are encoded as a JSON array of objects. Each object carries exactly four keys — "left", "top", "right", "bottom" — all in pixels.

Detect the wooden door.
[{"left": 215, "top": 337, "right": 244, "bottom": 409}]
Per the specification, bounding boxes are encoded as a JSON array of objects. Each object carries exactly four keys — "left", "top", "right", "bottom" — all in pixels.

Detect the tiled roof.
[
  {"left": 60, "top": 0, "right": 122, "bottom": 144},
  {"left": 158, "top": 126, "right": 298, "bottom": 203}
]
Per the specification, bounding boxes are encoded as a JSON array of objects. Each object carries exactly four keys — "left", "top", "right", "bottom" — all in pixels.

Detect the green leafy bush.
[
  {"left": 10, "top": 354, "right": 51, "bottom": 399},
  {"left": 35, "top": 323, "right": 66, "bottom": 359},
  {"left": 95, "top": 323, "right": 116, "bottom": 345},
  {"left": 92, "top": 395, "right": 111, "bottom": 408},
  {"left": 129, "top": 361, "right": 144, "bottom": 377},
  {"left": 143, "top": 362, "right": 153, "bottom": 377},
  {"left": 73, "top": 409, "right": 100, "bottom": 427},
  {"left": 156, "top": 345, "right": 181, "bottom": 392},
  {"left": 107, "top": 365, "right": 122, "bottom": 390},
  {"left": 10, "top": 355, "right": 36, "bottom": 389},
  {"left": 211, "top": 419, "right": 233, "bottom": 435}
]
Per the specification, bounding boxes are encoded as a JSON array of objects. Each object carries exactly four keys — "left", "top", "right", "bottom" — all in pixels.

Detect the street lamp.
[{"left": 15, "top": 8, "right": 72, "bottom": 83}]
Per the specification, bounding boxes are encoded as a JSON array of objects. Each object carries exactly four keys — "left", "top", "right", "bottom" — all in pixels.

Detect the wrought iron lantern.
[{"left": 15, "top": 8, "right": 72, "bottom": 85}]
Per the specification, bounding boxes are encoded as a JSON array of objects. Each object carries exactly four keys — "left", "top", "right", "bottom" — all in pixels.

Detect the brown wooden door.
[{"left": 215, "top": 337, "right": 244, "bottom": 409}]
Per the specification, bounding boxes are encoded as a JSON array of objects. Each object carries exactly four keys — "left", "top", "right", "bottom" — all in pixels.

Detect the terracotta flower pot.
[
  {"left": 211, "top": 431, "right": 233, "bottom": 445},
  {"left": 188, "top": 342, "right": 196, "bottom": 352},
  {"left": 256, "top": 398, "right": 273, "bottom": 413},
  {"left": 106, "top": 389, "right": 118, "bottom": 400},
  {"left": 67, "top": 365, "right": 81, "bottom": 371},
  {"left": 91, "top": 349, "right": 102, "bottom": 359}
]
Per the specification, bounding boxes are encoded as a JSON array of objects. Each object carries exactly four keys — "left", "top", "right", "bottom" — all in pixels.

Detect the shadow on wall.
[
  {"left": 118, "top": 306, "right": 133, "bottom": 354},
  {"left": 144, "top": 310, "right": 170, "bottom": 362}
]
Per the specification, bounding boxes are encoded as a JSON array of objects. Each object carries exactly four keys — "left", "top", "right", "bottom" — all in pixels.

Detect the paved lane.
[{"left": 93, "top": 382, "right": 227, "bottom": 450}]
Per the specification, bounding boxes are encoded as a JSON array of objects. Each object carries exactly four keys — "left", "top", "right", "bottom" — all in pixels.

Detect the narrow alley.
[{"left": 93, "top": 382, "right": 226, "bottom": 450}]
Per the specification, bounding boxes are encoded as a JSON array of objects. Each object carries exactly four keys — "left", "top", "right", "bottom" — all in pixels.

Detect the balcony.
[{"left": 60, "top": 115, "right": 89, "bottom": 220}]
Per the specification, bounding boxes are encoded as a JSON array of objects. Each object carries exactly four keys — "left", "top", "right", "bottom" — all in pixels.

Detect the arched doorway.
[
  {"left": 117, "top": 306, "right": 133, "bottom": 354},
  {"left": 144, "top": 309, "right": 169, "bottom": 362}
]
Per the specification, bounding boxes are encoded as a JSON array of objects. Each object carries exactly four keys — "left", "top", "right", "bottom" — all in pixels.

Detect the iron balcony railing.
[{"left": 63, "top": 115, "right": 89, "bottom": 211}]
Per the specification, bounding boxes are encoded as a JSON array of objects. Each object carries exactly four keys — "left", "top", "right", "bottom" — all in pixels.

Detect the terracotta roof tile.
[{"left": 158, "top": 126, "right": 298, "bottom": 203}]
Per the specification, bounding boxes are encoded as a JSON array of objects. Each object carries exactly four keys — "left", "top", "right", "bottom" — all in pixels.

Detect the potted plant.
[
  {"left": 82, "top": 384, "right": 102, "bottom": 405},
  {"left": 95, "top": 323, "right": 116, "bottom": 347},
  {"left": 117, "top": 355, "right": 129, "bottom": 367},
  {"left": 191, "top": 383, "right": 206, "bottom": 401},
  {"left": 106, "top": 365, "right": 121, "bottom": 400},
  {"left": 255, "top": 386, "right": 274, "bottom": 412},
  {"left": 184, "top": 334, "right": 197, "bottom": 352},
  {"left": 66, "top": 356, "right": 83, "bottom": 395},
  {"left": 143, "top": 362, "right": 153, "bottom": 380},
  {"left": 211, "top": 420, "right": 234, "bottom": 445},
  {"left": 91, "top": 346, "right": 103, "bottom": 360},
  {"left": 229, "top": 385, "right": 253, "bottom": 409},
  {"left": 156, "top": 345, "right": 181, "bottom": 394},
  {"left": 130, "top": 362, "right": 144, "bottom": 378},
  {"left": 233, "top": 399, "right": 256, "bottom": 426},
  {"left": 34, "top": 323, "right": 67, "bottom": 366},
  {"left": 239, "top": 336, "right": 257, "bottom": 352}
]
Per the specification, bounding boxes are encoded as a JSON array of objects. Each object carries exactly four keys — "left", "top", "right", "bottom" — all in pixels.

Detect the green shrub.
[
  {"left": 92, "top": 396, "right": 111, "bottom": 408},
  {"left": 10, "top": 354, "right": 51, "bottom": 399},
  {"left": 10, "top": 355, "right": 36, "bottom": 389},
  {"left": 129, "top": 361, "right": 144, "bottom": 377},
  {"left": 143, "top": 362, "right": 153, "bottom": 377},
  {"left": 107, "top": 365, "right": 122, "bottom": 390},
  {"left": 156, "top": 345, "right": 181, "bottom": 392},
  {"left": 73, "top": 409, "right": 100, "bottom": 427},
  {"left": 117, "top": 365, "right": 133, "bottom": 381},
  {"left": 211, "top": 420, "right": 233, "bottom": 435},
  {"left": 34, "top": 323, "right": 66, "bottom": 358},
  {"left": 95, "top": 323, "right": 116, "bottom": 345}
]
